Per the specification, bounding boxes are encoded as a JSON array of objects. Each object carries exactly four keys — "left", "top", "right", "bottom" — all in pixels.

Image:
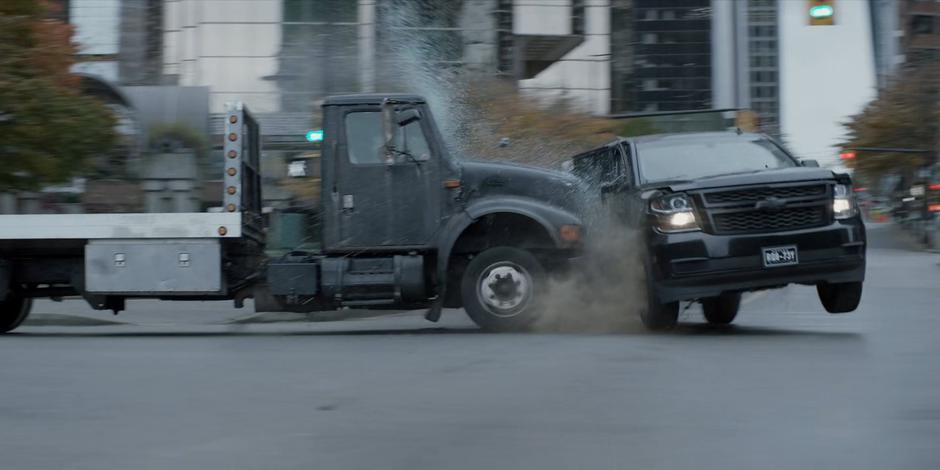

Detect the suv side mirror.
[{"left": 801, "top": 159, "right": 820, "bottom": 167}]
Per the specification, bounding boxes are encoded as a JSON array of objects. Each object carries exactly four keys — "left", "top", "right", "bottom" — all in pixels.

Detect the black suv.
[{"left": 571, "top": 132, "right": 866, "bottom": 329}]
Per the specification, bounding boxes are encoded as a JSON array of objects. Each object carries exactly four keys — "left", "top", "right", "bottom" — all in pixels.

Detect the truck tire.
[
  {"left": 0, "top": 295, "right": 32, "bottom": 334},
  {"left": 702, "top": 292, "right": 741, "bottom": 324},
  {"left": 817, "top": 281, "right": 863, "bottom": 313},
  {"left": 461, "top": 247, "right": 546, "bottom": 332}
]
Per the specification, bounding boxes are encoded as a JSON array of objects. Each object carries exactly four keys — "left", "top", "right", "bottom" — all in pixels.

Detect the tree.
[
  {"left": 841, "top": 62, "right": 940, "bottom": 183},
  {"left": 0, "top": 0, "right": 116, "bottom": 191}
]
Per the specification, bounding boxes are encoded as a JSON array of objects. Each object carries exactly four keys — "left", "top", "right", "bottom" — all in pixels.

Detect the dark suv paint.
[{"left": 571, "top": 132, "right": 866, "bottom": 329}]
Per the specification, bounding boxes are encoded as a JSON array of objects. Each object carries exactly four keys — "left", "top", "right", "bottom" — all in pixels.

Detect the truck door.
[{"left": 330, "top": 106, "right": 440, "bottom": 250}]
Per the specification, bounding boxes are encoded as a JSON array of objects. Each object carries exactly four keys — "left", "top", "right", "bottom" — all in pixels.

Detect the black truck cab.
[{"left": 264, "top": 94, "right": 583, "bottom": 331}]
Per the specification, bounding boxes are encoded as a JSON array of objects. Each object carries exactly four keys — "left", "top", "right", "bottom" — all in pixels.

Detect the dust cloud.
[
  {"left": 533, "top": 219, "right": 651, "bottom": 333},
  {"left": 377, "top": 3, "right": 654, "bottom": 331}
]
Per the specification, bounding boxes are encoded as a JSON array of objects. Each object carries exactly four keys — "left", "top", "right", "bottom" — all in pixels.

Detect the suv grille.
[
  {"left": 699, "top": 183, "right": 831, "bottom": 234},
  {"left": 704, "top": 185, "right": 827, "bottom": 204},
  {"left": 712, "top": 206, "right": 827, "bottom": 233}
]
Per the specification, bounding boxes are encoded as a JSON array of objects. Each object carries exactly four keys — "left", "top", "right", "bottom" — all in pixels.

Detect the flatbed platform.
[{"left": 0, "top": 213, "right": 242, "bottom": 240}]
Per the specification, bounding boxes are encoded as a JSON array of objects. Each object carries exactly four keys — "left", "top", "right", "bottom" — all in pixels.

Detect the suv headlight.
[
  {"left": 650, "top": 193, "right": 700, "bottom": 233},
  {"left": 833, "top": 184, "right": 857, "bottom": 220}
]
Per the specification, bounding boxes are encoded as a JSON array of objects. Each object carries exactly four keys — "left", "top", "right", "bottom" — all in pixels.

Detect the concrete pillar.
[
  {"left": 359, "top": 0, "right": 376, "bottom": 92},
  {"left": 141, "top": 180, "right": 165, "bottom": 213},
  {"left": 19, "top": 192, "right": 40, "bottom": 214},
  {"left": 0, "top": 194, "right": 16, "bottom": 214},
  {"left": 168, "top": 179, "right": 196, "bottom": 212}
]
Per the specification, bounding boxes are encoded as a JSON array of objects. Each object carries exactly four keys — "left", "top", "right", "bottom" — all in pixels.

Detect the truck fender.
[{"left": 424, "top": 198, "right": 581, "bottom": 322}]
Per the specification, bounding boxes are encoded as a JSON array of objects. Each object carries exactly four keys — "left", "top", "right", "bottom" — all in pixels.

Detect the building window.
[
  {"left": 911, "top": 15, "right": 934, "bottom": 35},
  {"left": 277, "top": 1, "right": 360, "bottom": 112}
]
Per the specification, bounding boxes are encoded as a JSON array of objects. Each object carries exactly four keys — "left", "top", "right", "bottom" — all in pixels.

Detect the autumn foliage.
[
  {"left": 0, "top": 0, "right": 116, "bottom": 190},
  {"left": 841, "top": 62, "right": 940, "bottom": 183}
]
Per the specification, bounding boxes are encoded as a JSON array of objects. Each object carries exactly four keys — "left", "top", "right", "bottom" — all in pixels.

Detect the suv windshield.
[{"left": 636, "top": 136, "right": 797, "bottom": 184}]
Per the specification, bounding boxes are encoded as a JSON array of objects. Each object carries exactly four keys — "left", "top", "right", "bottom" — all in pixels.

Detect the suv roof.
[
  {"left": 323, "top": 93, "right": 425, "bottom": 106},
  {"left": 628, "top": 131, "right": 764, "bottom": 146}
]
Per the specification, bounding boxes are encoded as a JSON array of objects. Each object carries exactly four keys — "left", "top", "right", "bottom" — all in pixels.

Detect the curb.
[{"left": 23, "top": 314, "right": 127, "bottom": 327}]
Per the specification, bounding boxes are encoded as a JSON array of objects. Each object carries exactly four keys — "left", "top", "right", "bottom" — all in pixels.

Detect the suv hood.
[{"left": 649, "top": 167, "right": 844, "bottom": 192}]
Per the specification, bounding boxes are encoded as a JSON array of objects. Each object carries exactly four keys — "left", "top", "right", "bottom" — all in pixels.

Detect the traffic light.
[
  {"left": 305, "top": 129, "right": 323, "bottom": 143},
  {"left": 808, "top": 0, "right": 835, "bottom": 26}
]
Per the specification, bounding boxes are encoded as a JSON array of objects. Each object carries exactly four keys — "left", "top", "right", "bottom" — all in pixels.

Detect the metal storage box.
[{"left": 85, "top": 239, "right": 223, "bottom": 294}]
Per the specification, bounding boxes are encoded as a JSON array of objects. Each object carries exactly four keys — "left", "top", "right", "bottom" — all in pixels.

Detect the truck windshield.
[{"left": 636, "top": 137, "right": 797, "bottom": 184}]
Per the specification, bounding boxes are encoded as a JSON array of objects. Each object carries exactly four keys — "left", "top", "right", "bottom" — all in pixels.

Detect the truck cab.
[{"left": 0, "top": 94, "right": 583, "bottom": 333}]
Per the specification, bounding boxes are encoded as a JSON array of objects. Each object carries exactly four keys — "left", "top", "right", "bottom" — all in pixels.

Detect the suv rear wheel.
[
  {"left": 461, "top": 247, "right": 546, "bottom": 332},
  {"left": 0, "top": 295, "right": 32, "bottom": 334},
  {"left": 817, "top": 281, "right": 863, "bottom": 313},
  {"left": 702, "top": 292, "right": 741, "bottom": 324},
  {"left": 639, "top": 299, "right": 679, "bottom": 331}
]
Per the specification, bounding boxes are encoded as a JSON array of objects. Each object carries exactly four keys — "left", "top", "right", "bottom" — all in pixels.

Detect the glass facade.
[
  {"left": 276, "top": 0, "right": 361, "bottom": 112},
  {"left": 611, "top": 0, "right": 713, "bottom": 113},
  {"left": 747, "top": 0, "right": 780, "bottom": 137}
]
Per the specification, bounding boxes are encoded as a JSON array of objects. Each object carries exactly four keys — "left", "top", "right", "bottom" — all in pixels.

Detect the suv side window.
[
  {"left": 616, "top": 142, "right": 634, "bottom": 186},
  {"left": 573, "top": 147, "right": 622, "bottom": 186}
]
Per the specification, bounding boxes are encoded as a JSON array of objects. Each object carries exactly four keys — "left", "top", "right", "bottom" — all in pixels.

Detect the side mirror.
[
  {"left": 381, "top": 99, "right": 396, "bottom": 165},
  {"left": 397, "top": 108, "right": 421, "bottom": 127},
  {"left": 801, "top": 159, "right": 820, "bottom": 167}
]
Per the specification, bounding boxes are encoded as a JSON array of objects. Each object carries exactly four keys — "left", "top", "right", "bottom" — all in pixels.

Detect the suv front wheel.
[
  {"left": 817, "top": 281, "right": 863, "bottom": 313},
  {"left": 702, "top": 292, "right": 741, "bottom": 324}
]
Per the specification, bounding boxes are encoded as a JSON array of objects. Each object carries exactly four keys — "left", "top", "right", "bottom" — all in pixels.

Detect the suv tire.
[
  {"left": 817, "top": 281, "right": 863, "bottom": 313},
  {"left": 702, "top": 292, "right": 741, "bottom": 324}
]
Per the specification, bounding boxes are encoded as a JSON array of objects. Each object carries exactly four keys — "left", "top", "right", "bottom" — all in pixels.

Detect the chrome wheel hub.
[{"left": 478, "top": 264, "right": 531, "bottom": 317}]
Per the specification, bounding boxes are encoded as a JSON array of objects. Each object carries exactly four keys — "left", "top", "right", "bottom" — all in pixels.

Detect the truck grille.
[
  {"left": 699, "top": 183, "right": 831, "bottom": 234},
  {"left": 704, "top": 185, "right": 827, "bottom": 204},
  {"left": 712, "top": 206, "right": 827, "bottom": 233}
]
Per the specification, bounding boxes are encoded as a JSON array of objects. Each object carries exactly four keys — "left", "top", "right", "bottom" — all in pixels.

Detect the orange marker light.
[
  {"left": 929, "top": 204, "right": 940, "bottom": 212},
  {"left": 560, "top": 224, "right": 582, "bottom": 243}
]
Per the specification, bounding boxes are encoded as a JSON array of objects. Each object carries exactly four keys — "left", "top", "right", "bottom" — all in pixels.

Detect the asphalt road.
[{"left": 2, "top": 225, "right": 939, "bottom": 470}]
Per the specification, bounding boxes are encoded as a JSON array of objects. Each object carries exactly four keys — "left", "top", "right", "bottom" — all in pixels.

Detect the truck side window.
[
  {"left": 345, "top": 111, "right": 432, "bottom": 165},
  {"left": 345, "top": 111, "right": 384, "bottom": 165},
  {"left": 399, "top": 120, "right": 431, "bottom": 162}
]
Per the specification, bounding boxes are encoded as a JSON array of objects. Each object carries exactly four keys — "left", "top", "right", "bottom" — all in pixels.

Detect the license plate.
[{"left": 762, "top": 245, "right": 798, "bottom": 267}]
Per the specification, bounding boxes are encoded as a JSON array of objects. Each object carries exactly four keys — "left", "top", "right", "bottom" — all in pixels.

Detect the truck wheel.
[
  {"left": 461, "top": 247, "right": 545, "bottom": 332},
  {"left": 817, "top": 281, "right": 863, "bottom": 313},
  {"left": 0, "top": 295, "right": 32, "bottom": 333},
  {"left": 702, "top": 292, "right": 741, "bottom": 324}
]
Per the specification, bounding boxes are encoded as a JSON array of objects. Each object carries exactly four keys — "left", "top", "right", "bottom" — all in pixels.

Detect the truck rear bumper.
[{"left": 649, "top": 219, "right": 866, "bottom": 303}]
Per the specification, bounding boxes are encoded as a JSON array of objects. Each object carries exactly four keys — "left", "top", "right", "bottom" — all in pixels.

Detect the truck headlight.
[
  {"left": 833, "top": 184, "right": 857, "bottom": 220},
  {"left": 650, "top": 193, "right": 700, "bottom": 233}
]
